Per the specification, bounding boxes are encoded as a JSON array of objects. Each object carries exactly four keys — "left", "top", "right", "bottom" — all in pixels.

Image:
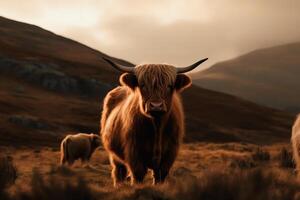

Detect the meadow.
[{"left": 1, "top": 142, "right": 300, "bottom": 200}]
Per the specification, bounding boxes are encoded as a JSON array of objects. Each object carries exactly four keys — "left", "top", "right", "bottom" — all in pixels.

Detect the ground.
[{"left": 1, "top": 142, "right": 299, "bottom": 200}]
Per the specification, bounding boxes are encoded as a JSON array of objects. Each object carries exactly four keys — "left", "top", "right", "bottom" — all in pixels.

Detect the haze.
[{"left": 1, "top": 0, "right": 300, "bottom": 69}]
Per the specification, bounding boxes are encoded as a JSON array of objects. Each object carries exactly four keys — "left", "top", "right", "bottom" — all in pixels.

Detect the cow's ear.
[
  {"left": 120, "top": 73, "right": 138, "bottom": 89},
  {"left": 175, "top": 74, "right": 192, "bottom": 92}
]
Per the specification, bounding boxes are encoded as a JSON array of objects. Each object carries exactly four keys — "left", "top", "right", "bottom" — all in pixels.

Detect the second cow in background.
[{"left": 60, "top": 133, "right": 101, "bottom": 166}]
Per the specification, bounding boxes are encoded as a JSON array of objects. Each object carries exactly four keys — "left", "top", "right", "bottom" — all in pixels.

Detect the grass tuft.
[
  {"left": 252, "top": 147, "right": 270, "bottom": 162},
  {"left": 279, "top": 147, "right": 295, "bottom": 169}
]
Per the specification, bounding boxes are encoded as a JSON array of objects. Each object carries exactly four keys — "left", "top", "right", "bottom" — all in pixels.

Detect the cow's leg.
[
  {"left": 60, "top": 155, "right": 66, "bottom": 165},
  {"left": 296, "top": 146, "right": 300, "bottom": 177},
  {"left": 292, "top": 135, "right": 300, "bottom": 177},
  {"left": 110, "top": 156, "right": 128, "bottom": 187},
  {"left": 153, "top": 147, "right": 178, "bottom": 184},
  {"left": 129, "top": 162, "right": 147, "bottom": 185},
  {"left": 153, "top": 167, "right": 170, "bottom": 184}
]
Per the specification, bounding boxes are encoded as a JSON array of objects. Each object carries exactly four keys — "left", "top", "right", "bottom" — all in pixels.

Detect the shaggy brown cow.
[
  {"left": 101, "top": 57, "right": 207, "bottom": 186},
  {"left": 60, "top": 133, "right": 101, "bottom": 166},
  {"left": 292, "top": 114, "right": 300, "bottom": 175}
]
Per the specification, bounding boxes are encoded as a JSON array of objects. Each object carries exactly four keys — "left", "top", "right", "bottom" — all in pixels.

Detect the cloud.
[{"left": 1, "top": 0, "right": 300, "bottom": 69}]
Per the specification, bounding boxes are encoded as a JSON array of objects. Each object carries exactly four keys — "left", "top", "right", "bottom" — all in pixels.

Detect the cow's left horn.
[
  {"left": 176, "top": 58, "right": 208, "bottom": 73},
  {"left": 102, "top": 57, "right": 134, "bottom": 73}
]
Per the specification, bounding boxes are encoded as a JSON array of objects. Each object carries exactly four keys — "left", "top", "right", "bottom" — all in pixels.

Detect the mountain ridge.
[
  {"left": 192, "top": 42, "right": 300, "bottom": 112},
  {"left": 0, "top": 17, "right": 294, "bottom": 146}
]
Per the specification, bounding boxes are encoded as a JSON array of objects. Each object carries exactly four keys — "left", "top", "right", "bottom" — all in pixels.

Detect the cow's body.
[
  {"left": 292, "top": 115, "right": 300, "bottom": 175},
  {"left": 101, "top": 86, "right": 184, "bottom": 184},
  {"left": 100, "top": 58, "right": 207, "bottom": 186},
  {"left": 60, "top": 133, "right": 101, "bottom": 166}
]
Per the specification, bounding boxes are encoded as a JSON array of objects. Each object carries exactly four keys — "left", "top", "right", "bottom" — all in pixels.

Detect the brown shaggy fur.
[
  {"left": 101, "top": 64, "right": 191, "bottom": 186},
  {"left": 60, "top": 133, "right": 101, "bottom": 166},
  {"left": 292, "top": 115, "right": 300, "bottom": 175}
]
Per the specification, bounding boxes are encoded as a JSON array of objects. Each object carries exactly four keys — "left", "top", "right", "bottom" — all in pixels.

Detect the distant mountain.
[
  {"left": 192, "top": 43, "right": 300, "bottom": 113},
  {"left": 0, "top": 17, "right": 294, "bottom": 146}
]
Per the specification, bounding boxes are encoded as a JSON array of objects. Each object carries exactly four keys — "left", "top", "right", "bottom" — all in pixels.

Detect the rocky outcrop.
[
  {"left": 0, "top": 57, "right": 112, "bottom": 97},
  {"left": 8, "top": 115, "right": 50, "bottom": 130}
]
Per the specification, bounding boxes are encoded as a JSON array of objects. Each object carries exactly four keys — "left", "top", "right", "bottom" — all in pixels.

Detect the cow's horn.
[
  {"left": 176, "top": 58, "right": 208, "bottom": 73},
  {"left": 102, "top": 57, "right": 134, "bottom": 73}
]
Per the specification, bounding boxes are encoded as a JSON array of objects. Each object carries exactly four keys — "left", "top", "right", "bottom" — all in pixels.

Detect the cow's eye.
[
  {"left": 167, "top": 85, "right": 173, "bottom": 92},
  {"left": 139, "top": 83, "right": 146, "bottom": 90}
]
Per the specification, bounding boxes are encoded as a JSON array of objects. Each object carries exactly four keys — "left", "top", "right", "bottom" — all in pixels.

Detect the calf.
[{"left": 60, "top": 133, "right": 101, "bottom": 166}]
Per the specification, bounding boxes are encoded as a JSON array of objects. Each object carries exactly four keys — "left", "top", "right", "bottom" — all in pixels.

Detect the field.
[{"left": 1, "top": 142, "right": 300, "bottom": 200}]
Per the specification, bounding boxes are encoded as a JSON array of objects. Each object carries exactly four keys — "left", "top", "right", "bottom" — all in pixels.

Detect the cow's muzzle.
[{"left": 146, "top": 101, "right": 167, "bottom": 116}]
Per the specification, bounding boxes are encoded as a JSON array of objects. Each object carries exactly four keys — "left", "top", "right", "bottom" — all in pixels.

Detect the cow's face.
[
  {"left": 120, "top": 64, "right": 192, "bottom": 118},
  {"left": 90, "top": 134, "right": 101, "bottom": 148}
]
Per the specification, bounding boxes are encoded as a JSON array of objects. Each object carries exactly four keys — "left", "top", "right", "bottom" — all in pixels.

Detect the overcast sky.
[{"left": 1, "top": 0, "right": 300, "bottom": 69}]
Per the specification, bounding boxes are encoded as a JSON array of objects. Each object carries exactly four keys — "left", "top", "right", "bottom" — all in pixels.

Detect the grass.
[
  {"left": 0, "top": 156, "right": 17, "bottom": 188},
  {"left": 1, "top": 143, "right": 299, "bottom": 200},
  {"left": 0, "top": 155, "right": 17, "bottom": 200},
  {"left": 3, "top": 167, "right": 300, "bottom": 200},
  {"left": 251, "top": 147, "right": 271, "bottom": 162},
  {"left": 279, "top": 147, "right": 295, "bottom": 169},
  {"left": 15, "top": 170, "right": 96, "bottom": 200},
  {"left": 162, "top": 168, "right": 300, "bottom": 200}
]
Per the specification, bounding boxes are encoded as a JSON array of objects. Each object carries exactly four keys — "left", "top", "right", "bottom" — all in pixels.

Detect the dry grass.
[
  {"left": 251, "top": 147, "right": 271, "bottom": 162},
  {"left": 279, "top": 147, "right": 296, "bottom": 169},
  {"left": 1, "top": 142, "right": 299, "bottom": 200},
  {"left": 0, "top": 156, "right": 17, "bottom": 188},
  {"left": 0, "top": 155, "right": 17, "bottom": 200},
  {"left": 163, "top": 168, "right": 300, "bottom": 200}
]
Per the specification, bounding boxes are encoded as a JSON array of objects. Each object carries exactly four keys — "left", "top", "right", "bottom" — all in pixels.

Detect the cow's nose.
[{"left": 149, "top": 101, "right": 163, "bottom": 110}]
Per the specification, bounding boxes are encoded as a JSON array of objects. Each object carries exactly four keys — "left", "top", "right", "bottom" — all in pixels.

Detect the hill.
[
  {"left": 192, "top": 42, "right": 300, "bottom": 113},
  {"left": 0, "top": 16, "right": 294, "bottom": 146}
]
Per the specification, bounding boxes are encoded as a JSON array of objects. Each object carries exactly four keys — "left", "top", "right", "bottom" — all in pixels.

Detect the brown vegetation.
[
  {"left": 1, "top": 143, "right": 300, "bottom": 200},
  {"left": 279, "top": 147, "right": 296, "bottom": 169}
]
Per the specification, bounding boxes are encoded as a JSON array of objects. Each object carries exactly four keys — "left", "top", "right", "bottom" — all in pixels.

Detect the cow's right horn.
[
  {"left": 176, "top": 58, "right": 208, "bottom": 73},
  {"left": 102, "top": 57, "right": 134, "bottom": 73}
]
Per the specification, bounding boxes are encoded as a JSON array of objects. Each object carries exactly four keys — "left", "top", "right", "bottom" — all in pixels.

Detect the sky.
[{"left": 1, "top": 0, "right": 300, "bottom": 70}]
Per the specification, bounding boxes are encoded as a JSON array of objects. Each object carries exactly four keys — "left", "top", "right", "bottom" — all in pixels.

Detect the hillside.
[
  {"left": 192, "top": 43, "right": 300, "bottom": 113},
  {"left": 0, "top": 17, "right": 294, "bottom": 146},
  {"left": 0, "top": 16, "right": 132, "bottom": 82}
]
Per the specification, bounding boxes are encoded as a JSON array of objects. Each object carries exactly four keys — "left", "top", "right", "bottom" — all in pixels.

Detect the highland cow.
[
  {"left": 101, "top": 57, "right": 207, "bottom": 186},
  {"left": 60, "top": 133, "right": 101, "bottom": 166},
  {"left": 292, "top": 114, "right": 300, "bottom": 175}
]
